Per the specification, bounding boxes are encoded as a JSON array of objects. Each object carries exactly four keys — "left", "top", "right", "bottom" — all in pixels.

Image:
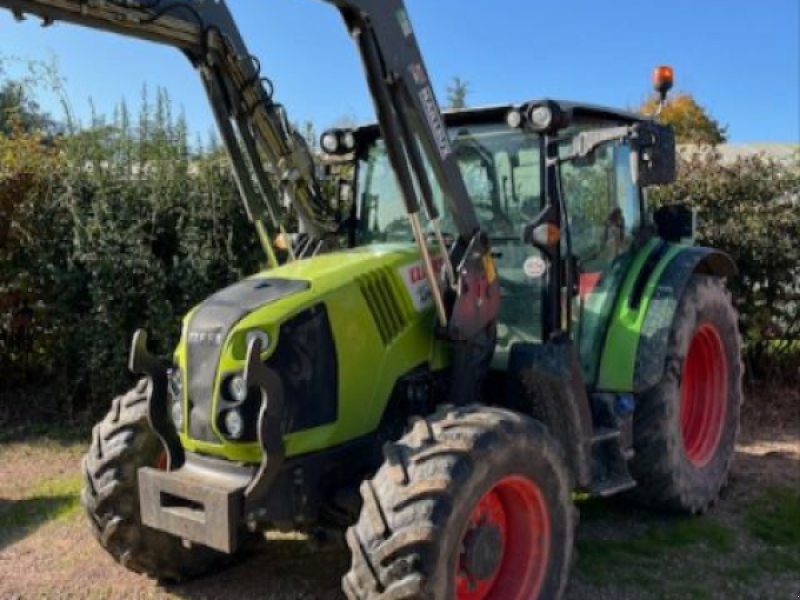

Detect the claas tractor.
[{"left": 1, "top": 1, "right": 742, "bottom": 599}]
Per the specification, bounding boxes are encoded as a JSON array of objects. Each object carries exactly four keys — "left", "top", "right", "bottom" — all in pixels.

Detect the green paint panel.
[
  {"left": 175, "top": 244, "right": 448, "bottom": 463},
  {"left": 596, "top": 242, "right": 683, "bottom": 391}
]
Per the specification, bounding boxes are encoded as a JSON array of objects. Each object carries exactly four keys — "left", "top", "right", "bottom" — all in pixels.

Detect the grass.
[
  {"left": 577, "top": 516, "right": 736, "bottom": 583},
  {"left": 0, "top": 435, "right": 795, "bottom": 599},
  {"left": 575, "top": 485, "right": 800, "bottom": 597},
  {"left": 575, "top": 495, "right": 737, "bottom": 590},
  {"left": 727, "top": 516, "right": 800, "bottom": 586},
  {"left": 744, "top": 486, "right": 800, "bottom": 547},
  {"left": 0, "top": 476, "right": 82, "bottom": 530},
  {"left": 0, "top": 422, "right": 90, "bottom": 444},
  {"left": 730, "top": 486, "right": 800, "bottom": 585}
]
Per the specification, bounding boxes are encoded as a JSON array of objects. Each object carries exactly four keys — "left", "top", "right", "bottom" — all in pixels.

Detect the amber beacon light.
[
  {"left": 653, "top": 66, "right": 675, "bottom": 97},
  {"left": 652, "top": 65, "right": 675, "bottom": 115}
]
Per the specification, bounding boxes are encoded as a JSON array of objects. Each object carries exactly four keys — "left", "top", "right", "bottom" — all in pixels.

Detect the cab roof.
[{"left": 352, "top": 99, "right": 648, "bottom": 141}]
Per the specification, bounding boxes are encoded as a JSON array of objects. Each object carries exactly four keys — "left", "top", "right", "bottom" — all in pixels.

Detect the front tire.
[
  {"left": 629, "top": 275, "right": 743, "bottom": 513},
  {"left": 343, "top": 405, "right": 575, "bottom": 600},
  {"left": 81, "top": 380, "right": 232, "bottom": 582}
]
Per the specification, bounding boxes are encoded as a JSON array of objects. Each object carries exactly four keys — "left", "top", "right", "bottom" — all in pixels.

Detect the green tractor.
[{"left": 2, "top": 1, "right": 742, "bottom": 599}]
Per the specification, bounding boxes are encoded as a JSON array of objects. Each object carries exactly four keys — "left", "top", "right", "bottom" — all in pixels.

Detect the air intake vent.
[{"left": 359, "top": 267, "right": 411, "bottom": 345}]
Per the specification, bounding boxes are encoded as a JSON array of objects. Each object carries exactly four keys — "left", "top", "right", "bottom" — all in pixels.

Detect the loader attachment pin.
[
  {"left": 129, "top": 330, "right": 185, "bottom": 470},
  {"left": 242, "top": 338, "right": 287, "bottom": 514}
]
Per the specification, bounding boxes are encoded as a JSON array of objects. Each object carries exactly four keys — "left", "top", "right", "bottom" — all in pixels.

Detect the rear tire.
[
  {"left": 343, "top": 405, "right": 575, "bottom": 600},
  {"left": 629, "top": 275, "right": 743, "bottom": 513},
  {"left": 81, "top": 380, "right": 237, "bottom": 582}
]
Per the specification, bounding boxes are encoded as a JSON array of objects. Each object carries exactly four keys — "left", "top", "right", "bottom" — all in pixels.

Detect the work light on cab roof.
[
  {"left": 506, "top": 99, "right": 570, "bottom": 134},
  {"left": 321, "top": 128, "right": 356, "bottom": 155}
]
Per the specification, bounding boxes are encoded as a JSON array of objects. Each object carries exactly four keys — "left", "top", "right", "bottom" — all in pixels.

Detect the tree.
[
  {"left": 331, "top": 113, "right": 359, "bottom": 130},
  {"left": 446, "top": 76, "right": 470, "bottom": 110},
  {"left": 301, "top": 120, "right": 317, "bottom": 151},
  {"left": 641, "top": 92, "right": 727, "bottom": 146},
  {"left": 0, "top": 56, "right": 61, "bottom": 135},
  {"left": 0, "top": 80, "right": 51, "bottom": 135}
]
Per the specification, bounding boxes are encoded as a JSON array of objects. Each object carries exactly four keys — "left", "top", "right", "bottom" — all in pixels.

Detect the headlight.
[
  {"left": 245, "top": 330, "right": 270, "bottom": 352},
  {"left": 168, "top": 368, "right": 182, "bottom": 400},
  {"left": 171, "top": 399, "right": 184, "bottom": 430},
  {"left": 229, "top": 375, "right": 249, "bottom": 403},
  {"left": 224, "top": 409, "right": 244, "bottom": 439},
  {"left": 321, "top": 131, "right": 339, "bottom": 154},
  {"left": 525, "top": 101, "right": 568, "bottom": 134},
  {"left": 528, "top": 104, "right": 554, "bottom": 131},
  {"left": 168, "top": 369, "right": 184, "bottom": 430},
  {"left": 341, "top": 131, "right": 356, "bottom": 151},
  {"left": 506, "top": 109, "right": 523, "bottom": 129}
]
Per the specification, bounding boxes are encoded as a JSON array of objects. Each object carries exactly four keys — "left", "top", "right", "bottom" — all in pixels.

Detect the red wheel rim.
[
  {"left": 680, "top": 323, "right": 728, "bottom": 468},
  {"left": 156, "top": 450, "right": 168, "bottom": 471},
  {"left": 455, "top": 476, "right": 550, "bottom": 600}
]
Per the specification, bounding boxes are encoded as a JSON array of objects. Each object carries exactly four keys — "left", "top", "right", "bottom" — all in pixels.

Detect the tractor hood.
[{"left": 177, "top": 244, "right": 446, "bottom": 461}]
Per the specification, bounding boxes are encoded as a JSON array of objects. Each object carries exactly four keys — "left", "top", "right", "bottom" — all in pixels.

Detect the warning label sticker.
[{"left": 399, "top": 259, "right": 443, "bottom": 312}]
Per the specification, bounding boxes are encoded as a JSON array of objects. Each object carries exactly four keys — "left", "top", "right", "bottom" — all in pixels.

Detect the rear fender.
[
  {"left": 633, "top": 246, "right": 736, "bottom": 391},
  {"left": 597, "top": 243, "right": 736, "bottom": 393}
]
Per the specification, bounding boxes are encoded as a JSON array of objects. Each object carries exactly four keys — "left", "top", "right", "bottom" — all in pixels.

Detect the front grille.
[
  {"left": 358, "top": 267, "right": 412, "bottom": 345},
  {"left": 185, "top": 277, "right": 310, "bottom": 442},
  {"left": 213, "top": 305, "right": 339, "bottom": 439}
]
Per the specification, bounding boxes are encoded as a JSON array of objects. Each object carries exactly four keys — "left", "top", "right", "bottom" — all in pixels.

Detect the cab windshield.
[{"left": 356, "top": 124, "right": 542, "bottom": 243}]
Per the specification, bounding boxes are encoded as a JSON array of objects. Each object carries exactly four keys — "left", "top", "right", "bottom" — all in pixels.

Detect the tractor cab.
[{"left": 325, "top": 101, "right": 676, "bottom": 387}]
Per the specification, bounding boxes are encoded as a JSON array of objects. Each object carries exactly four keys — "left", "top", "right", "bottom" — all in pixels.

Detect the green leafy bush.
[{"left": 1, "top": 92, "right": 261, "bottom": 421}]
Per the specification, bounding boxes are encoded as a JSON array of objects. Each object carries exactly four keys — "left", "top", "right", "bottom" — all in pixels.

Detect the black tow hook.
[
  {"left": 242, "top": 338, "right": 287, "bottom": 516},
  {"left": 129, "top": 330, "right": 185, "bottom": 470}
]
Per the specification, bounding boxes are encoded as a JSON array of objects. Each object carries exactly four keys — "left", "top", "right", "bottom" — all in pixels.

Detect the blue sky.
[{"left": 0, "top": 0, "right": 798, "bottom": 142}]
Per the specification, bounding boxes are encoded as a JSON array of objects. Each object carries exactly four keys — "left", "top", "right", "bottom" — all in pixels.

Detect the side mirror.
[
  {"left": 654, "top": 204, "right": 696, "bottom": 244},
  {"left": 633, "top": 122, "right": 676, "bottom": 188}
]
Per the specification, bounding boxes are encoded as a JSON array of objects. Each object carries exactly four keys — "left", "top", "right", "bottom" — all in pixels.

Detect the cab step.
[
  {"left": 592, "top": 477, "right": 637, "bottom": 498},
  {"left": 591, "top": 426, "right": 621, "bottom": 444}
]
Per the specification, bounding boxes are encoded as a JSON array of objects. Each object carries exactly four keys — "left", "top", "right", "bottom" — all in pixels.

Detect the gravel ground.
[{"left": 0, "top": 412, "right": 797, "bottom": 600}]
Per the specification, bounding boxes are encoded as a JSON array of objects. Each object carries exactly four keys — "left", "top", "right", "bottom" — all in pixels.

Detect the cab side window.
[
  {"left": 561, "top": 140, "right": 643, "bottom": 385},
  {"left": 562, "top": 142, "right": 641, "bottom": 272}
]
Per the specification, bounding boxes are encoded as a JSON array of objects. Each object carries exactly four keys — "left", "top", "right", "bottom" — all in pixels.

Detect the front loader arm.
[
  {"left": 323, "top": 0, "right": 500, "bottom": 343},
  {"left": 0, "top": 0, "right": 338, "bottom": 261}
]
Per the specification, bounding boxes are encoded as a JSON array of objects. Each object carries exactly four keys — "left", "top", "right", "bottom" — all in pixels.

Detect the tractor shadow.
[
  {"left": 167, "top": 536, "right": 350, "bottom": 600},
  {"left": 0, "top": 494, "right": 79, "bottom": 552},
  {"left": 725, "top": 435, "right": 800, "bottom": 506},
  {"left": 577, "top": 437, "right": 799, "bottom": 532},
  {"left": 569, "top": 437, "right": 799, "bottom": 595}
]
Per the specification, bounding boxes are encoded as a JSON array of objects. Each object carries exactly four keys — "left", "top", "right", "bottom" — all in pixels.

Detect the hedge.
[
  {"left": 1, "top": 113, "right": 798, "bottom": 422},
  {"left": 1, "top": 110, "right": 261, "bottom": 421}
]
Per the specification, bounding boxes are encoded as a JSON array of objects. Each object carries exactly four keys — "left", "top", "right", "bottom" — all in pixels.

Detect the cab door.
[{"left": 561, "top": 140, "right": 644, "bottom": 386}]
